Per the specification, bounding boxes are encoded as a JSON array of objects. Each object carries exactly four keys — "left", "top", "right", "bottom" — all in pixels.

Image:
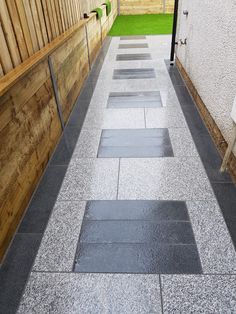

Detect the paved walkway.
[{"left": 17, "top": 36, "right": 236, "bottom": 313}]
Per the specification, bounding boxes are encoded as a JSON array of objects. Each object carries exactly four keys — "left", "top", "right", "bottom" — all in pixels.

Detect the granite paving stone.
[
  {"left": 33, "top": 201, "right": 86, "bottom": 272},
  {"left": 116, "top": 53, "right": 152, "bottom": 61},
  {"left": 98, "top": 128, "right": 174, "bottom": 158},
  {"left": 118, "top": 157, "right": 215, "bottom": 200},
  {"left": 80, "top": 221, "right": 196, "bottom": 244},
  {"left": 107, "top": 91, "right": 163, "bottom": 108},
  {"left": 145, "top": 107, "right": 187, "bottom": 128},
  {"left": 84, "top": 200, "right": 189, "bottom": 221},
  {"left": 58, "top": 158, "right": 119, "bottom": 200},
  {"left": 83, "top": 108, "right": 145, "bottom": 129},
  {"left": 118, "top": 43, "right": 149, "bottom": 49},
  {"left": 113, "top": 68, "right": 156, "bottom": 80},
  {"left": 161, "top": 275, "right": 236, "bottom": 313},
  {"left": 72, "top": 129, "right": 101, "bottom": 158},
  {"left": 18, "top": 273, "right": 162, "bottom": 314},
  {"left": 169, "top": 127, "right": 198, "bottom": 157},
  {"left": 187, "top": 200, "right": 236, "bottom": 273},
  {"left": 75, "top": 243, "right": 202, "bottom": 274}
]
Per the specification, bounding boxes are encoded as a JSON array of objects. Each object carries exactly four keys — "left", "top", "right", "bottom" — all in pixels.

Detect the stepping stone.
[
  {"left": 119, "top": 43, "right": 148, "bottom": 49},
  {"left": 74, "top": 200, "right": 202, "bottom": 274},
  {"left": 113, "top": 68, "right": 156, "bottom": 79},
  {"left": 107, "top": 91, "right": 162, "bottom": 108},
  {"left": 97, "top": 129, "right": 174, "bottom": 158},
  {"left": 120, "top": 36, "right": 146, "bottom": 40},
  {"left": 116, "top": 53, "right": 152, "bottom": 61}
]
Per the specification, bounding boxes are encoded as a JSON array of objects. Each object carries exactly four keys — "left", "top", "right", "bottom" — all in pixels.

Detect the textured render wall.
[{"left": 176, "top": 0, "right": 236, "bottom": 156}]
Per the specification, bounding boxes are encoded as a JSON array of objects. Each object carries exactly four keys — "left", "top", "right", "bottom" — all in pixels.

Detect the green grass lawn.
[{"left": 109, "top": 14, "right": 173, "bottom": 36}]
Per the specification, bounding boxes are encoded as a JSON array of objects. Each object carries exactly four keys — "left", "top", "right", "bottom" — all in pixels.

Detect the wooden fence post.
[
  {"left": 48, "top": 56, "right": 65, "bottom": 130},
  {"left": 163, "top": 0, "right": 166, "bottom": 13},
  {"left": 117, "top": 0, "right": 120, "bottom": 15},
  {"left": 85, "top": 25, "right": 91, "bottom": 70}
]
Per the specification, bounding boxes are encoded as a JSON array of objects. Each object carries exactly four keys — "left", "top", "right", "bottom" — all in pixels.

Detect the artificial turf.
[{"left": 109, "top": 14, "right": 173, "bottom": 36}]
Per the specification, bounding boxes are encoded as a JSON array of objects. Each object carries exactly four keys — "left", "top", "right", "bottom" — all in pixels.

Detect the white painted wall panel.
[{"left": 176, "top": 0, "right": 236, "bottom": 155}]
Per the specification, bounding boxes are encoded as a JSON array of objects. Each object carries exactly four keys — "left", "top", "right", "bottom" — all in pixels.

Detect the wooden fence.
[
  {"left": 0, "top": 0, "right": 114, "bottom": 77},
  {"left": 0, "top": 0, "right": 117, "bottom": 261},
  {"left": 80, "top": 0, "right": 109, "bottom": 15},
  {"left": 120, "top": 0, "right": 174, "bottom": 15}
]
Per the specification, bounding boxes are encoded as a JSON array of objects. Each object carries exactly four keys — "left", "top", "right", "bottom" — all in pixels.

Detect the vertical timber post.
[
  {"left": 85, "top": 25, "right": 91, "bottom": 70},
  {"left": 163, "top": 0, "right": 166, "bottom": 14},
  {"left": 48, "top": 56, "right": 65, "bottom": 130},
  {"left": 170, "top": 0, "right": 179, "bottom": 64},
  {"left": 117, "top": 0, "right": 120, "bottom": 15}
]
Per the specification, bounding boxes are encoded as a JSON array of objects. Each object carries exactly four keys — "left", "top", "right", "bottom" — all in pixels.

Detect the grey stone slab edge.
[
  {"left": 0, "top": 37, "right": 112, "bottom": 314},
  {"left": 165, "top": 60, "right": 236, "bottom": 250}
]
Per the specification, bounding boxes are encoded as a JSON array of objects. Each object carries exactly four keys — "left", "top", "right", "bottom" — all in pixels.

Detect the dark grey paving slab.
[
  {"left": 119, "top": 43, "right": 148, "bottom": 49},
  {"left": 212, "top": 183, "right": 236, "bottom": 218},
  {"left": 98, "top": 128, "right": 174, "bottom": 158},
  {"left": 18, "top": 193, "right": 56, "bottom": 234},
  {"left": 102, "top": 136, "right": 168, "bottom": 146},
  {"left": 193, "top": 132, "right": 232, "bottom": 183},
  {"left": 0, "top": 234, "right": 41, "bottom": 314},
  {"left": 98, "top": 145, "right": 174, "bottom": 158},
  {"left": 35, "top": 165, "right": 68, "bottom": 196},
  {"left": 84, "top": 200, "right": 189, "bottom": 221},
  {"left": 113, "top": 68, "right": 156, "bottom": 79},
  {"left": 80, "top": 221, "right": 195, "bottom": 244},
  {"left": 107, "top": 91, "right": 162, "bottom": 108},
  {"left": 74, "top": 243, "right": 202, "bottom": 274},
  {"left": 120, "top": 36, "right": 146, "bottom": 40},
  {"left": 116, "top": 53, "right": 152, "bottom": 61},
  {"left": 50, "top": 127, "right": 81, "bottom": 165},
  {"left": 50, "top": 134, "right": 73, "bottom": 166},
  {"left": 225, "top": 218, "right": 236, "bottom": 246},
  {"left": 164, "top": 60, "right": 185, "bottom": 86},
  {"left": 103, "top": 128, "right": 168, "bottom": 137},
  {"left": 67, "top": 96, "right": 91, "bottom": 127}
]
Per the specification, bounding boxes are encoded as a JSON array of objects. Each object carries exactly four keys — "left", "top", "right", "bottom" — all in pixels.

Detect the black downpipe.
[{"left": 170, "top": 0, "right": 179, "bottom": 64}]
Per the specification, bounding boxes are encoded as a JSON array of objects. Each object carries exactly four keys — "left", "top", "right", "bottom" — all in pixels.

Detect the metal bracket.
[
  {"left": 183, "top": 10, "right": 189, "bottom": 16},
  {"left": 48, "top": 56, "right": 65, "bottom": 130}
]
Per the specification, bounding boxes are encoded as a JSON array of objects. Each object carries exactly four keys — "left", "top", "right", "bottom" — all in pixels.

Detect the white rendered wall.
[{"left": 176, "top": 0, "right": 236, "bottom": 155}]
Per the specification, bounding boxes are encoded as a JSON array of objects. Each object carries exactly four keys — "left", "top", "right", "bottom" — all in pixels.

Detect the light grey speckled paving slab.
[
  {"left": 118, "top": 157, "right": 215, "bottom": 200},
  {"left": 57, "top": 158, "right": 119, "bottom": 201},
  {"left": 18, "top": 273, "right": 161, "bottom": 314},
  {"left": 161, "top": 275, "right": 236, "bottom": 313},
  {"left": 33, "top": 201, "right": 86, "bottom": 272},
  {"left": 187, "top": 200, "right": 236, "bottom": 273}
]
